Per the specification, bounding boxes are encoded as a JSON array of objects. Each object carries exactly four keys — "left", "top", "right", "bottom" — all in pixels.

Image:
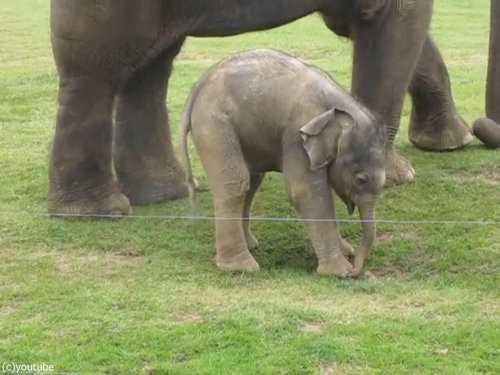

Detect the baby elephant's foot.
[
  {"left": 216, "top": 249, "right": 260, "bottom": 272},
  {"left": 317, "top": 254, "right": 354, "bottom": 278},
  {"left": 339, "top": 237, "right": 354, "bottom": 258}
]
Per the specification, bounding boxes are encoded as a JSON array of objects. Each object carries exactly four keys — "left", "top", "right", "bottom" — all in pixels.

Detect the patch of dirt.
[
  {"left": 433, "top": 347, "right": 450, "bottom": 356},
  {"left": 55, "top": 256, "right": 72, "bottom": 275},
  {"left": 101, "top": 251, "right": 147, "bottom": 278},
  {"left": 115, "top": 248, "right": 144, "bottom": 257},
  {"left": 453, "top": 167, "right": 500, "bottom": 184},
  {"left": 0, "top": 301, "right": 21, "bottom": 319},
  {"left": 0, "top": 333, "right": 24, "bottom": 347},
  {"left": 55, "top": 250, "right": 147, "bottom": 278},
  {"left": 377, "top": 230, "right": 419, "bottom": 245},
  {"left": 319, "top": 362, "right": 371, "bottom": 375},
  {"left": 319, "top": 363, "right": 338, "bottom": 375},
  {"left": 300, "top": 321, "right": 323, "bottom": 333},
  {"left": 366, "top": 265, "right": 406, "bottom": 279},
  {"left": 169, "top": 313, "right": 203, "bottom": 326}
]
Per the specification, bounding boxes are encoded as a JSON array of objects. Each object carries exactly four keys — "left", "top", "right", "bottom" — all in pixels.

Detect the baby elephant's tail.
[{"left": 180, "top": 84, "right": 201, "bottom": 214}]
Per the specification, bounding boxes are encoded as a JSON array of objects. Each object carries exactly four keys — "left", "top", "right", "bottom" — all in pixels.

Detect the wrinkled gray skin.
[{"left": 181, "top": 49, "right": 386, "bottom": 278}]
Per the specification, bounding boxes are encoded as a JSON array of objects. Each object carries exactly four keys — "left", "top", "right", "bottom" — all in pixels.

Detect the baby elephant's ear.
[{"left": 299, "top": 108, "right": 336, "bottom": 170}]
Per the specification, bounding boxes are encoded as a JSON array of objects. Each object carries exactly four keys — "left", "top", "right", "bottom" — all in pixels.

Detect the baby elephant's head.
[{"left": 300, "top": 107, "right": 386, "bottom": 275}]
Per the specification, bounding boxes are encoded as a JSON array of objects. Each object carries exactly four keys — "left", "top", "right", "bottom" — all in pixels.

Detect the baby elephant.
[{"left": 181, "top": 48, "right": 386, "bottom": 278}]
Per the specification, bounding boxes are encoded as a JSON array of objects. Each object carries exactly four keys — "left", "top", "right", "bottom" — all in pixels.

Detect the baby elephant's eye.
[{"left": 354, "top": 172, "right": 369, "bottom": 185}]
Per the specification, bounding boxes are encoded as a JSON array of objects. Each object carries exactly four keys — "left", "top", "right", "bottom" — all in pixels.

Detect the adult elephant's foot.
[
  {"left": 384, "top": 150, "right": 415, "bottom": 186},
  {"left": 216, "top": 249, "right": 260, "bottom": 272},
  {"left": 48, "top": 181, "right": 132, "bottom": 218},
  {"left": 116, "top": 158, "right": 189, "bottom": 205},
  {"left": 408, "top": 109, "right": 473, "bottom": 151},
  {"left": 472, "top": 118, "right": 500, "bottom": 149}
]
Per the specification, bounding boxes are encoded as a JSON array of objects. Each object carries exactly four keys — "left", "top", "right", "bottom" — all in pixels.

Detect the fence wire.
[{"left": 0, "top": 211, "right": 498, "bottom": 225}]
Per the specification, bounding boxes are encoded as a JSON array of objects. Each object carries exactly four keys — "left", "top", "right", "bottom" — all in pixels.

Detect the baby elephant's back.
[
  {"left": 194, "top": 49, "right": 334, "bottom": 127},
  {"left": 209, "top": 48, "right": 313, "bottom": 93}
]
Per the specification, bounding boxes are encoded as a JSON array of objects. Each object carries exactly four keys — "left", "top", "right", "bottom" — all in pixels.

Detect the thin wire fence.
[{"left": 0, "top": 211, "right": 498, "bottom": 225}]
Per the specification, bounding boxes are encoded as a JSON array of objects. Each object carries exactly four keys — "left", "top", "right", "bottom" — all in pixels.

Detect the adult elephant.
[{"left": 49, "top": 0, "right": 471, "bottom": 216}]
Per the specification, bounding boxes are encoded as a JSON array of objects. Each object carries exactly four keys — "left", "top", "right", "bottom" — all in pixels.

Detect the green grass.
[{"left": 1, "top": 0, "right": 499, "bottom": 374}]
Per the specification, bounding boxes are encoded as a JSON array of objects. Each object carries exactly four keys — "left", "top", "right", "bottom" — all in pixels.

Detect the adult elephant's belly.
[
  {"left": 51, "top": 0, "right": 182, "bottom": 84},
  {"left": 51, "top": 1, "right": 165, "bottom": 42}
]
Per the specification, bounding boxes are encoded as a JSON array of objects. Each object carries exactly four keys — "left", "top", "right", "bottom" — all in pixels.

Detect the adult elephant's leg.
[
  {"left": 408, "top": 36, "right": 472, "bottom": 150},
  {"left": 350, "top": 0, "right": 433, "bottom": 185},
  {"left": 48, "top": 75, "right": 131, "bottom": 216},
  {"left": 114, "top": 40, "right": 188, "bottom": 205}
]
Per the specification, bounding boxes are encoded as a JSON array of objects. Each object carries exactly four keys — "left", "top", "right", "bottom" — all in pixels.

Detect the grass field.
[{"left": 0, "top": 1, "right": 499, "bottom": 374}]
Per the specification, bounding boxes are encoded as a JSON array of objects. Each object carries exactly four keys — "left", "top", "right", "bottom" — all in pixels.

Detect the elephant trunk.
[{"left": 352, "top": 199, "right": 377, "bottom": 276}]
